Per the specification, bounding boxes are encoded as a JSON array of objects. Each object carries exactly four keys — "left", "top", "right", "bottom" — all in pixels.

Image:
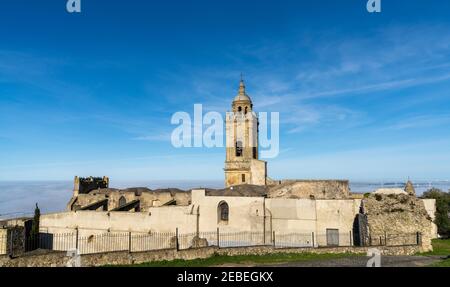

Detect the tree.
[
  {"left": 422, "top": 188, "right": 450, "bottom": 237},
  {"left": 31, "top": 203, "right": 40, "bottom": 238}
]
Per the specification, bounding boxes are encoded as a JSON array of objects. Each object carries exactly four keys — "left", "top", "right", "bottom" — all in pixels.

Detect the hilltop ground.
[{"left": 127, "top": 239, "right": 450, "bottom": 267}]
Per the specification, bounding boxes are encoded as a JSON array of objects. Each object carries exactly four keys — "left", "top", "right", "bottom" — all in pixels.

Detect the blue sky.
[{"left": 1, "top": 0, "right": 450, "bottom": 182}]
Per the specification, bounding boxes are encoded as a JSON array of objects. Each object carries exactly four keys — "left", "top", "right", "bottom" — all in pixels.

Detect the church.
[{"left": 33, "top": 79, "right": 437, "bottom": 251}]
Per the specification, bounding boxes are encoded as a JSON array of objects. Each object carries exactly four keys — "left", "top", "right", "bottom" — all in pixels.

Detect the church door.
[{"left": 326, "top": 229, "right": 339, "bottom": 246}]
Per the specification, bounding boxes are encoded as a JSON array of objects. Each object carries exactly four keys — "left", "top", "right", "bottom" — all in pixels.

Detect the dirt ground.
[{"left": 219, "top": 255, "right": 444, "bottom": 267}]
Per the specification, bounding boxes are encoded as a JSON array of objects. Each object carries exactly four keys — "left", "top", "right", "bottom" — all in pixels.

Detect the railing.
[
  {"left": 25, "top": 233, "right": 76, "bottom": 252},
  {"left": 367, "top": 233, "right": 420, "bottom": 247},
  {"left": 10, "top": 230, "right": 422, "bottom": 256},
  {"left": 218, "top": 231, "right": 272, "bottom": 248},
  {"left": 131, "top": 232, "right": 176, "bottom": 252},
  {"left": 274, "top": 232, "right": 315, "bottom": 248}
]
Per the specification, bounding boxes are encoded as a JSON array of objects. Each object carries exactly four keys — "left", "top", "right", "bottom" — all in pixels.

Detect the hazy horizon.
[{"left": 1, "top": 179, "right": 449, "bottom": 220}]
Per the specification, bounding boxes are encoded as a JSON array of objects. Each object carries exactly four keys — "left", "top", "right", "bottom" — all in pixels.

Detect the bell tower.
[{"left": 224, "top": 78, "right": 267, "bottom": 187}]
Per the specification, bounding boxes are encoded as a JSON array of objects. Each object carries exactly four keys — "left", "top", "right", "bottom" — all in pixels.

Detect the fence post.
[
  {"left": 175, "top": 228, "right": 179, "bottom": 251},
  {"left": 416, "top": 232, "right": 422, "bottom": 246},
  {"left": 379, "top": 236, "right": 382, "bottom": 246},
  {"left": 349, "top": 231, "right": 352, "bottom": 247},
  {"left": 272, "top": 231, "right": 276, "bottom": 248},
  {"left": 216, "top": 227, "right": 220, "bottom": 248},
  {"left": 384, "top": 232, "right": 387, "bottom": 246},
  {"left": 312, "top": 232, "right": 315, "bottom": 248},
  {"left": 75, "top": 228, "right": 79, "bottom": 250},
  {"left": 128, "top": 232, "right": 132, "bottom": 253},
  {"left": 9, "top": 230, "right": 13, "bottom": 257}
]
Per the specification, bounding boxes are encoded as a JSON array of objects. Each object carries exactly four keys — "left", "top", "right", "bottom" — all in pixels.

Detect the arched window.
[
  {"left": 238, "top": 106, "right": 242, "bottom": 112},
  {"left": 218, "top": 201, "right": 229, "bottom": 223},
  {"left": 118, "top": 196, "right": 126, "bottom": 207},
  {"left": 244, "top": 107, "right": 248, "bottom": 114},
  {"left": 235, "top": 141, "right": 243, "bottom": 157}
]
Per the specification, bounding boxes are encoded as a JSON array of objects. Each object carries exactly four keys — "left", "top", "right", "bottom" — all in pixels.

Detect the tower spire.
[{"left": 238, "top": 74, "right": 245, "bottom": 95}]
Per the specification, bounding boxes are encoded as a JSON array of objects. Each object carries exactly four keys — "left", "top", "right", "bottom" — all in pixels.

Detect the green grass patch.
[
  {"left": 428, "top": 257, "right": 450, "bottom": 267},
  {"left": 121, "top": 252, "right": 363, "bottom": 267},
  {"left": 421, "top": 239, "right": 450, "bottom": 256}
]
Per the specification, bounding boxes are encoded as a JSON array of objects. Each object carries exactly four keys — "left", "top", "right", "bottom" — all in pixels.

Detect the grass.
[
  {"left": 428, "top": 258, "right": 450, "bottom": 267},
  {"left": 421, "top": 238, "right": 450, "bottom": 256},
  {"left": 123, "top": 252, "right": 363, "bottom": 267},
  {"left": 419, "top": 238, "right": 450, "bottom": 267}
]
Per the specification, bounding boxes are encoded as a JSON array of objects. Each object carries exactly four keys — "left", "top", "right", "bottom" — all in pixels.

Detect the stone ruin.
[{"left": 360, "top": 183, "right": 434, "bottom": 252}]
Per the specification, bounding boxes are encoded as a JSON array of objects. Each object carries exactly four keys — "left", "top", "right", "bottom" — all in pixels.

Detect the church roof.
[{"left": 233, "top": 79, "right": 252, "bottom": 103}]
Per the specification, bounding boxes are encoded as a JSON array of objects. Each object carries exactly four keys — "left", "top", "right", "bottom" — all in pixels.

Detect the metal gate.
[{"left": 326, "top": 229, "right": 339, "bottom": 246}]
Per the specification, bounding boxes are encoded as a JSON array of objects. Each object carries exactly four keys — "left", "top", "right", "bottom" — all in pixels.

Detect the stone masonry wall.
[
  {"left": 362, "top": 193, "right": 434, "bottom": 252},
  {"left": 268, "top": 180, "right": 350, "bottom": 199}
]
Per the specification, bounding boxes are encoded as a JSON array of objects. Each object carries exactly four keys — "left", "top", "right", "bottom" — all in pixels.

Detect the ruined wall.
[
  {"left": 74, "top": 176, "right": 109, "bottom": 195},
  {"left": 266, "top": 198, "right": 317, "bottom": 234},
  {"left": 315, "top": 200, "right": 361, "bottom": 246},
  {"left": 192, "top": 189, "right": 361, "bottom": 242},
  {"left": 362, "top": 194, "right": 434, "bottom": 252},
  {"left": 40, "top": 207, "right": 197, "bottom": 235},
  {"left": 191, "top": 189, "right": 265, "bottom": 233},
  {"left": 250, "top": 159, "right": 267, "bottom": 186},
  {"left": 267, "top": 180, "right": 350, "bottom": 199},
  {"left": 0, "top": 229, "right": 7, "bottom": 255},
  {"left": 68, "top": 189, "right": 191, "bottom": 212},
  {"left": 422, "top": 199, "right": 438, "bottom": 238}
]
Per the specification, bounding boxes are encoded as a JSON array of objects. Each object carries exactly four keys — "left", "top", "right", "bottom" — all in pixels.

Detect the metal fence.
[
  {"left": 131, "top": 232, "right": 176, "bottom": 252},
  {"left": 7, "top": 230, "right": 422, "bottom": 256},
  {"left": 219, "top": 231, "right": 272, "bottom": 248},
  {"left": 274, "top": 232, "right": 315, "bottom": 248},
  {"left": 367, "top": 233, "right": 420, "bottom": 247}
]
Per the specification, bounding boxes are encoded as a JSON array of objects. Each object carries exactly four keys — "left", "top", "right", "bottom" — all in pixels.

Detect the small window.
[
  {"left": 238, "top": 106, "right": 242, "bottom": 112},
  {"left": 242, "top": 174, "right": 246, "bottom": 183},
  {"left": 252, "top": 147, "right": 257, "bottom": 159},
  {"left": 218, "top": 201, "right": 229, "bottom": 223},
  {"left": 244, "top": 107, "right": 248, "bottom": 114},
  {"left": 235, "top": 141, "right": 243, "bottom": 157}
]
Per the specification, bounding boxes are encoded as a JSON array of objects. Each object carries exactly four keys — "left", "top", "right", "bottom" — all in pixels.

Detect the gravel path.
[
  {"left": 217, "top": 255, "right": 444, "bottom": 267},
  {"left": 264, "top": 255, "right": 443, "bottom": 267}
]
